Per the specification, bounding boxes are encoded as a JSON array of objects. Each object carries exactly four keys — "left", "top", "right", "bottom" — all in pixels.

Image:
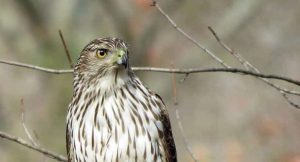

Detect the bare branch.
[
  {"left": 175, "top": 107, "right": 199, "bottom": 162},
  {"left": 59, "top": 30, "right": 73, "bottom": 68},
  {"left": 179, "top": 73, "right": 189, "bottom": 83},
  {"left": 0, "top": 131, "right": 67, "bottom": 162},
  {"left": 208, "top": 26, "right": 300, "bottom": 107},
  {"left": 208, "top": 26, "right": 250, "bottom": 68},
  {"left": 0, "top": 60, "right": 72, "bottom": 74},
  {"left": 170, "top": 62, "right": 198, "bottom": 161},
  {"left": 149, "top": 0, "right": 300, "bottom": 108},
  {"left": 134, "top": 67, "right": 300, "bottom": 88},
  {"left": 1, "top": 59, "right": 300, "bottom": 90},
  {"left": 149, "top": 1, "right": 300, "bottom": 108},
  {"left": 20, "top": 99, "right": 39, "bottom": 146},
  {"left": 171, "top": 63, "right": 178, "bottom": 105},
  {"left": 150, "top": 0, "right": 230, "bottom": 68}
]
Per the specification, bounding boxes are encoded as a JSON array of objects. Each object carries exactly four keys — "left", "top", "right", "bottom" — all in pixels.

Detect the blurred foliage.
[{"left": 0, "top": 0, "right": 300, "bottom": 161}]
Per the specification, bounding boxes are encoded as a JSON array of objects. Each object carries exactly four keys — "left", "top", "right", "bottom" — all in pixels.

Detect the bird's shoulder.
[
  {"left": 154, "top": 94, "right": 177, "bottom": 162},
  {"left": 131, "top": 76, "right": 177, "bottom": 162}
]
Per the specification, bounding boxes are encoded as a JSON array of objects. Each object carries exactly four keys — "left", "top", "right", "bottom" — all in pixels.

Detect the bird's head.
[{"left": 74, "top": 37, "right": 130, "bottom": 80}]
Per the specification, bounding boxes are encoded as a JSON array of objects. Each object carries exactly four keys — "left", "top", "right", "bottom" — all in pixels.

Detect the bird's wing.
[
  {"left": 66, "top": 123, "right": 72, "bottom": 162},
  {"left": 155, "top": 94, "right": 177, "bottom": 162}
]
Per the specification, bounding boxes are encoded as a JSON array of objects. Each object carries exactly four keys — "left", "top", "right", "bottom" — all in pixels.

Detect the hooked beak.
[{"left": 116, "top": 50, "right": 128, "bottom": 68}]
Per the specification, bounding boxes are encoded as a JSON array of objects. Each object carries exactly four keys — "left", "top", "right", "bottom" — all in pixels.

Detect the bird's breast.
[{"left": 67, "top": 83, "right": 166, "bottom": 162}]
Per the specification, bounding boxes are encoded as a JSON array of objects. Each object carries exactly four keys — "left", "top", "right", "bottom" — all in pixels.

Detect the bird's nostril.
[{"left": 118, "top": 54, "right": 121, "bottom": 57}]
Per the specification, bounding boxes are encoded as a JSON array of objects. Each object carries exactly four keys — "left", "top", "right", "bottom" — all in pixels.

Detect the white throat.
[{"left": 95, "top": 68, "right": 130, "bottom": 91}]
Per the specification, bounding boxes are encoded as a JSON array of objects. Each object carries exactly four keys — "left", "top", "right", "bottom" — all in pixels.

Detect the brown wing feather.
[
  {"left": 66, "top": 124, "right": 72, "bottom": 162},
  {"left": 155, "top": 94, "right": 177, "bottom": 162}
]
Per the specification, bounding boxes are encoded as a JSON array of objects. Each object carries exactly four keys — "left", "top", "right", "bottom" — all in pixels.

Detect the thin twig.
[
  {"left": 59, "top": 30, "right": 73, "bottom": 68},
  {"left": 171, "top": 63, "right": 178, "bottom": 105},
  {"left": 1, "top": 59, "right": 300, "bottom": 89},
  {"left": 170, "top": 62, "right": 199, "bottom": 161},
  {"left": 0, "top": 60, "right": 72, "bottom": 74},
  {"left": 20, "top": 99, "right": 39, "bottom": 146},
  {"left": 150, "top": 0, "right": 230, "bottom": 68},
  {"left": 208, "top": 26, "right": 251, "bottom": 69},
  {"left": 134, "top": 67, "right": 300, "bottom": 88},
  {"left": 0, "top": 131, "right": 67, "bottom": 162},
  {"left": 208, "top": 26, "right": 300, "bottom": 107},
  {"left": 20, "top": 99, "right": 46, "bottom": 161},
  {"left": 180, "top": 73, "right": 189, "bottom": 83},
  {"left": 175, "top": 107, "right": 199, "bottom": 162},
  {"left": 150, "top": 0, "right": 300, "bottom": 108}
]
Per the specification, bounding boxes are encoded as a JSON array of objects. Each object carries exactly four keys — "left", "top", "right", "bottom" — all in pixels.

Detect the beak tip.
[
  {"left": 121, "top": 57, "right": 128, "bottom": 68},
  {"left": 117, "top": 54, "right": 128, "bottom": 69},
  {"left": 122, "top": 62, "right": 128, "bottom": 68}
]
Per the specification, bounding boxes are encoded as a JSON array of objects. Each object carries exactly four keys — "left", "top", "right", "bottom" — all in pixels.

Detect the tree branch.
[
  {"left": 208, "top": 26, "right": 300, "bottom": 108},
  {"left": 59, "top": 30, "right": 73, "bottom": 68},
  {"left": 150, "top": 0, "right": 230, "bottom": 68},
  {"left": 170, "top": 63, "right": 199, "bottom": 162},
  {"left": 135, "top": 67, "right": 300, "bottom": 88},
  {"left": 175, "top": 107, "right": 199, "bottom": 162},
  {"left": 1, "top": 59, "right": 300, "bottom": 89},
  {"left": 0, "top": 131, "right": 67, "bottom": 162},
  {"left": 0, "top": 60, "right": 72, "bottom": 74},
  {"left": 149, "top": 0, "right": 300, "bottom": 108},
  {"left": 20, "top": 99, "right": 39, "bottom": 146}
]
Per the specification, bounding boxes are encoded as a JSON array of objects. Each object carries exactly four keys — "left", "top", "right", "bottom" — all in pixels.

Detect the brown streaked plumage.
[{"left": 66, "top": 37, "right": 177, "bottom": 162}]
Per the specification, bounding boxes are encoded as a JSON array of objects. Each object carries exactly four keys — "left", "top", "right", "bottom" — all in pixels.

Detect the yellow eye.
[{"left": 96, "top": 49, "right": 108, "bottom": 59}]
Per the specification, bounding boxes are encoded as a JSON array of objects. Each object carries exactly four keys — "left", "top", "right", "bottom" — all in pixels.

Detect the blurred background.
[{"left": 0, "top": 0, "right": 300, "bottom": 161}]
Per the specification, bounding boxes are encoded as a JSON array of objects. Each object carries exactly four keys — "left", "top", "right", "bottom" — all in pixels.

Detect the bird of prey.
[{"left": 66, "top": 37, "right": 177, "bottom": 162}]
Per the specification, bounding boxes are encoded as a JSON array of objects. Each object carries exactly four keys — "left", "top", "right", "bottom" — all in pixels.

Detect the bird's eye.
[{"left": 96, "top": 49, "right": 108, "bottom": 59}]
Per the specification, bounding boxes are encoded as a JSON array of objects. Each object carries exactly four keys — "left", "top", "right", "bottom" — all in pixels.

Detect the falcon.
[{"left": 66, "top": 37, "right": 177, "bottom": 162}]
